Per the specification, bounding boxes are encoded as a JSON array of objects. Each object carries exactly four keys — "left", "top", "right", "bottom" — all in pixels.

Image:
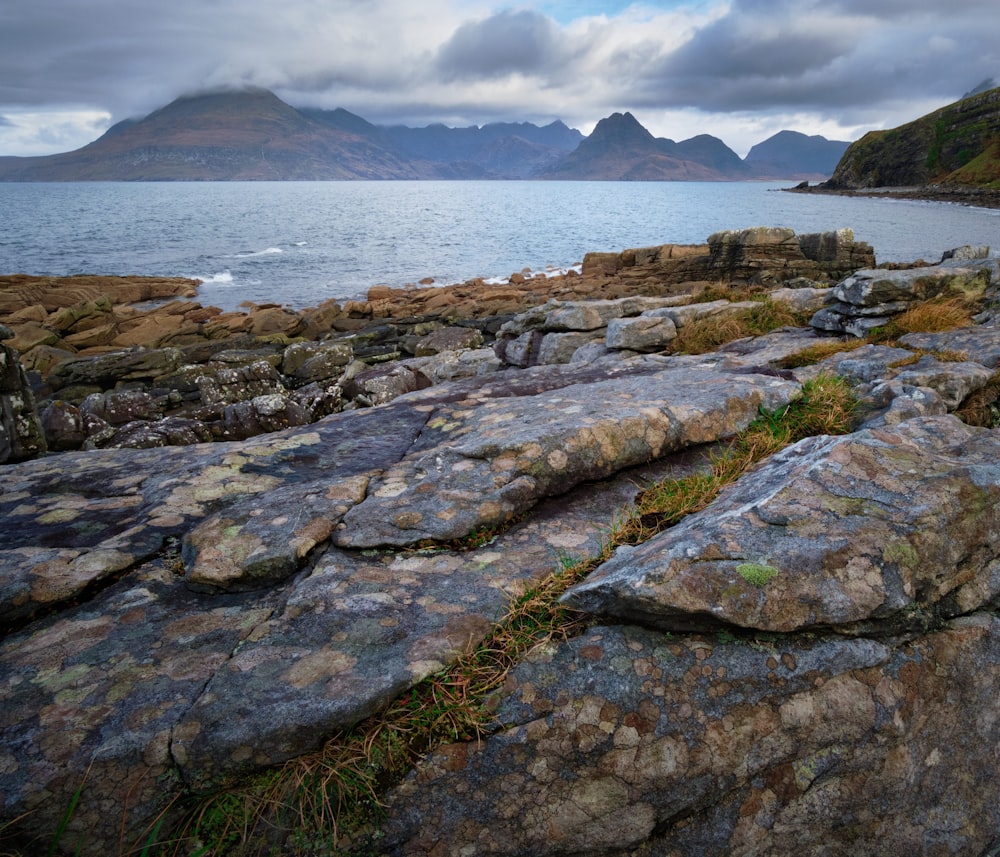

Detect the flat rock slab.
[
  {"left": 334, "top": 365, "right": 799, "bottom": 548},
  {"left": 0, "top": 404, "right": 429, "bottom": 623},
  {"left": 0, "top": 449, "right": 712, "bottom": 849},
  {"left": 562, "top": 415, "right": 1000, "bottom": 634}
]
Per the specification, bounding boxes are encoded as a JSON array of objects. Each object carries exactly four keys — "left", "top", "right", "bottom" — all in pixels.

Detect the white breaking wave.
[
  {"left": 195, "top": 270, "right": 234, "bottom": 286},
  {"left": 234, "top": 247, "right": 284, "bottom": 258}
]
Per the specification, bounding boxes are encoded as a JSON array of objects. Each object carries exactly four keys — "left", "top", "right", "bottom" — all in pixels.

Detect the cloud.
[
  {"left": 436, "top": 10, "right": 563, "bottom": 80},
  {"left": 0, "top": 0, "right": 998, "bottom": 157}
]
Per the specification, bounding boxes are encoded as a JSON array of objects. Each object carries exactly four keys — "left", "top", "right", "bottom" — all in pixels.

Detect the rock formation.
[
  {"left": 1, "top": 230, "right": 998, "bottom": 856},
  {"left": 0, "top": 323, "right": 46, "bottom": 463},
  {"left": 0, "top": 228, "right": 874, "bottom": 456}
]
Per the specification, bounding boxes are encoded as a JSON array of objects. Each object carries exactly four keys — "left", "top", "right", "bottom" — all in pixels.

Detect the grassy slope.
[{"left": 828, "top": 86, "right": 1000, "bottom": 189}]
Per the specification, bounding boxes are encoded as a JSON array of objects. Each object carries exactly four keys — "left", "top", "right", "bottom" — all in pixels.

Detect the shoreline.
[{"left": 784, "top": 183, "right": 1000, "bottom": 210}]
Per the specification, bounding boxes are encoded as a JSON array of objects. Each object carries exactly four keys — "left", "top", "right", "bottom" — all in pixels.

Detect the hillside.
[{"left": 823, "top": 85, "right": 1000, "bottom": 190}]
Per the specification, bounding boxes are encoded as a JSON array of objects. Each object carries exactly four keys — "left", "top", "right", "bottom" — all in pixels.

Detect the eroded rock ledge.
[{"left": 2, "top": 230, "right": 1000, "bottom": 856}]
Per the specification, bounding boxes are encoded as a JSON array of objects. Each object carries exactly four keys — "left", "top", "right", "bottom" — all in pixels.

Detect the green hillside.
[{"left": 826, "top": 86, "right": 1000, "bottom": 190}]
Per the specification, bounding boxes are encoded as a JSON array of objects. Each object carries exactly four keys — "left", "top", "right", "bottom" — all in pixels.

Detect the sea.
[{"left": 2, "top": 180, "right": 999, "bottom": 314}]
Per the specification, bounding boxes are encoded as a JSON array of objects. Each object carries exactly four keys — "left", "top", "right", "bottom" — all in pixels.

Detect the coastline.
[{"left": 784, "top": 182, "right": 1000, "bottom": 211}]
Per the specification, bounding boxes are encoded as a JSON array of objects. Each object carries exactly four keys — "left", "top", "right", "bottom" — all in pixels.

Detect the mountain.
[
  {"left": 378, "top": 119, "right": 583, "bottom": 178},
  {"left": 0, "top": 88, "right": 444, "bottom": 181},
  {"left": 822, "top": 85, "right": 1000, "bottom": 191},
  {"left": 744, "top": 131, "right": 850, "bottom": 178},
  {"left": 0, "top": 87, "right": 849, "bottom": 182},
  {"left": 539, "top": 111, "right": 745, "bottom": 180}
]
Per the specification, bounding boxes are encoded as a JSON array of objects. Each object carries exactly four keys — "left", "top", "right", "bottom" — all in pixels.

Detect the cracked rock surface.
[{"left": 3, "top": 254, "right": 1000, "bottom": 855}]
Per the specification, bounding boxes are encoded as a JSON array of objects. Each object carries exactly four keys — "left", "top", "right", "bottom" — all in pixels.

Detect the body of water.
[{"left": 2, "top": 180, "right": 998, "bottom": 313}]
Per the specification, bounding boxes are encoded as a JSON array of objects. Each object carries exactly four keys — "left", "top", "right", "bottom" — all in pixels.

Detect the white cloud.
[{"left": 0, "top": 109, "right": 111, "bottom": 157}]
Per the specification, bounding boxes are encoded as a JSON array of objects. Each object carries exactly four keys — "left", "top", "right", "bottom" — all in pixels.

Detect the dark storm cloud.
[
  {"left": 436, "top": 10, "right": 563, "bottom": 80},
  {"left": 635, "top": 0, "right": 1000, "bottom": 114}
]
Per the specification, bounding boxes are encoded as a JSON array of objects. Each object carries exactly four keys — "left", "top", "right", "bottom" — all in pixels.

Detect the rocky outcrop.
[
  {"left": 379, "top": 613, "right": 1000, "bottom": 856},
  {"left": 3, "top": 234, "right": 1000, "bottom": 856},
  {"left": 811, "top": 251, "right": 997, "bottom": 336},
  {"left": 818, "top": 85, "right": 1000, "bottom": 191},
  {"left": 0, "top": 324, "right": 46, "bottom": 463}
]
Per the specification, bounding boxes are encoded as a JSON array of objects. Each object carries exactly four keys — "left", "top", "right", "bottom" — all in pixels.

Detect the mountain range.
[{"left": 0, "top": 87, "right": 849, "bottom": 182}]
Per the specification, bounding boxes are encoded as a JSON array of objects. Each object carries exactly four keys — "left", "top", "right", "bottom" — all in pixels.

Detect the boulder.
[
  {"left": 281, "top": 339, "right": 353, "bottom": 383},
  {"left": 606, "top": 315, "right": 678, "bottom": 352},
  {"left": 195, "top": 359, "right": 285, "bottom": 406},
  {"left": 413, "top": 325, "right": 483, "bottom": 356}
]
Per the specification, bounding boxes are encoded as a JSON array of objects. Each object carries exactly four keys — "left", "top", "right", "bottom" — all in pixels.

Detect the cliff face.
[{"left": 826, "top": 85, "right": 1000, "bottom": 189}]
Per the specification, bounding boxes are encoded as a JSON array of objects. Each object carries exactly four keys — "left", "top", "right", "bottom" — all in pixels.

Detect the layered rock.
[{"left": 811, "top": 252, "right": 997, "bottom": 336}]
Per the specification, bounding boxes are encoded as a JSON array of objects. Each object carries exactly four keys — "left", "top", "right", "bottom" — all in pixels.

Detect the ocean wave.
[
  {"left": 194, "top": 270, "right": 234, "bottom": 285},
  {"left": 233, "top": 247, "right": 284, "bottom": 258}
]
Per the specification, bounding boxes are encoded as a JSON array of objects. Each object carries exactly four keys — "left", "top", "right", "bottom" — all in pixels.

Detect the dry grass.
[
  {"left": 672, "top": 298, "right": 808, "bottom": 355},
  {"left": 777, "top": 337, "right": 869, "bottom": 369},
  {"left": 954, "top": 371, "right": 1000, "bottom": 427}
]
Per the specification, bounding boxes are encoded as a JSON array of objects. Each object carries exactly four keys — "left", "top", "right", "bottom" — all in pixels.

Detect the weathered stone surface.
[
  {"left": 280, "top": 339, "right": 353, "bottom": 384},
  {"left": 537, "top": 330, "right": 602, "bottom": 364},
  {"left": 196, "top": 359, "right": 285, "bottom": 406},
  {"left": 562, "top": 416, "right": 1000, "bottom": 635},
  {"left": 6, "top": 240, "right": 1000, "bottom": 857},
  {"left": 413, "top": 325, "right": 483, "bottom": 356},
  {"left": 900, "top": 324, "right": 1000, "bottom": 368},
  {"left": 406, "top": 347, "right": 503, "bottom": 384},
  {"left": 342, "top": 362, "right": 430, "bottom": 406},
  {"left": 0, "top": 403, "right": 713, "bottom": 851},
  {"left": 376, "top": 614, "right": 1000, "bottom": 856},
  {"left": 47, "top": 347, "right": 186, "bottom": 391},
  {"left": 889, "top": 354, "right": 994, "bottom": 409},
  {"left": 333, "top": 364, "right": 799, "bottom": 549}
]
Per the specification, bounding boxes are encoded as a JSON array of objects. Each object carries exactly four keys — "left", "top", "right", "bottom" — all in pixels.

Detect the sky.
[{"left": 1, "top": 0, "right": 998, "bottom": 158}]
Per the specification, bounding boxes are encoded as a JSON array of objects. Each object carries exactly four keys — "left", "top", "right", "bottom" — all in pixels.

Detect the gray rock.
[
  {"left": 80, "top": 388, "right": 162, "bottom": 426},
  {"left": 333, "top": 365, "right": 799, "bottom": 549},
  {"left": 413, "top": 326, "right": 483, "bottom": 356},
  {"left": 561, "top": 416, "right": 1000, "bottom": 635},
  {"left": 811, "top": 264, "right": 994, "bottom": 336},
  {"left": 196, "top": 359, "right": 285, "bottom": 406},
  {"left": 377, "top": 615, "right": 1000, "bottom": 856},
  {"left": 606, "top": 315, "right": 678, "bottom": 352},
  {"left": 405, "top": 348, "right": 502, "bottom": 384},
  {"left": 281, "top": 339, "right": 353, "bottom": 383},
  {"left": 0, "top": 343, "right": 46, "bottom": 463},
  {"left": 537, "top": 331, "right": 602, "bottom": 364}
]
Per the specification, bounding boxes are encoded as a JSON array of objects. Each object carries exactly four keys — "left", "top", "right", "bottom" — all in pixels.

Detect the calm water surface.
[{"left": 2, "top": 181, "right": 998, "bottom": 312}]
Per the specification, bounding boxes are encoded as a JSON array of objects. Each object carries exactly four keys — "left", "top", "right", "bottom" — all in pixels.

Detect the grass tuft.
[{"left": 673, "top": 298, "right": 809, "bottom": 355}]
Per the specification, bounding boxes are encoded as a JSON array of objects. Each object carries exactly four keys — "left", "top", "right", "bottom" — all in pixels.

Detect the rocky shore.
[
  {"left": 786, "top": 181, "right": 1000, "bottom": 210},
  {"left": 2, "top": 227, "right": 1000, "bottom": 856}
]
